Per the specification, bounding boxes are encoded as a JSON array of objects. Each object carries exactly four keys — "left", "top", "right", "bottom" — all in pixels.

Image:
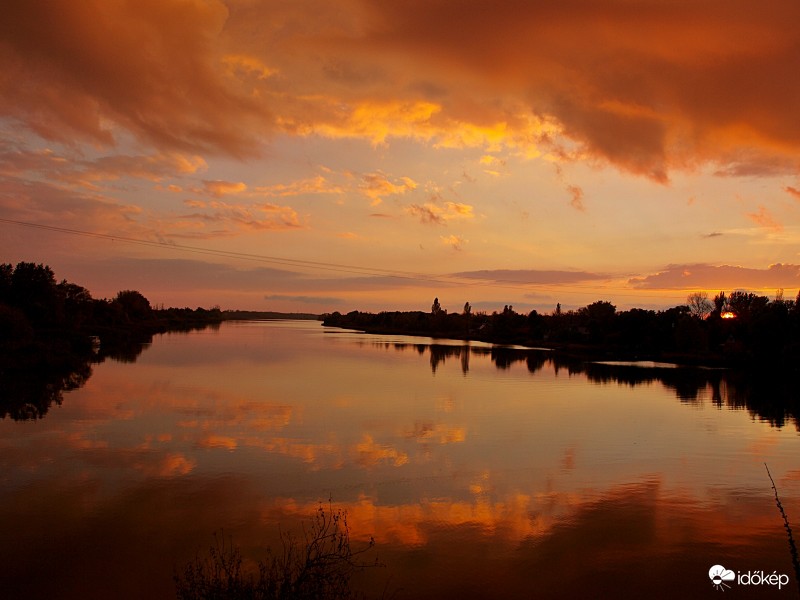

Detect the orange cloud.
[
  {"left": 440, "top": 234, "right": 466, "bottom": 251},
  {"left": 254, "top": 175, "right": 344, "bottom": 197},
  {"left": 4, "top": 0, "right": 800, "bottom": 183},
  {"left": 0, "top": 145, "right": 207, "bottom": 189},
  {"left": 360, "top": 172, "right": 417, "bottom": 205},
  {"left": 566, "top": 184, "right": 585, "bottom": 212},
  {"left": 406, "top": 201, "right": 475, "bottom": 225},
  {"left": 0, "top": 0, "right": 269, "bottom": 155},
  {"left": 323, "top": 0, "right": 800, "bottom": 179},
  {"left": 203, "top": 180, "right": 248, "bottom": 197},
  {"left": 180, "top": 200, "right": 302, "bottom": 234},
  {"left": 746, "top": 205, "right": 783, "bottom": 232}
]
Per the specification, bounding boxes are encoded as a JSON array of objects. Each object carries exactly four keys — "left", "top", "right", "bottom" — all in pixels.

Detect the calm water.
[{"left": 2, "top": 320, "right": 799, "bottom": 598}]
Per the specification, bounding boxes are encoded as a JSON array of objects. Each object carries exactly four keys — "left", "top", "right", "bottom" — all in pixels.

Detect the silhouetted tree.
[
  {"left": 10, "top": 262, "right": 62, "bottom": 325},
  {"left": 578, "top": 300, "right": 616, "bottom": 343},
  {"left": 686, "top": 292, "right": 713, "bottom": 320},
  {"left": 0, "top": 263, "right": 12, "bottom": 304},
  {"left": 114, "top": 289, "right": 153, "bottom": 322},
  {"left": 713, "top": 291, "right": 728, "bottom": 316},
  {"left": 727, "top": 291, "right": 769, "bottom": 320}
]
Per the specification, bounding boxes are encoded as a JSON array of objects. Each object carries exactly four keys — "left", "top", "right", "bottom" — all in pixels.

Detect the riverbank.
[{"left": 321, "top": 304, "right": 800, "bottom": 373}]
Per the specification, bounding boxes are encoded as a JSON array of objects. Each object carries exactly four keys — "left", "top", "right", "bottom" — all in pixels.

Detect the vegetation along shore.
[{"left": 323, "top": 292, "right": 800, "bottom": 372}]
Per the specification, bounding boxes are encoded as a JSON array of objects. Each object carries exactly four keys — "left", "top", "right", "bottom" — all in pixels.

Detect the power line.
[{"left": 0, "top": 216, "right": 688, "bottom": 301}]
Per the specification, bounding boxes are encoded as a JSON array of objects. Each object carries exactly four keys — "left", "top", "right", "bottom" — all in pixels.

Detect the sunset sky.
[{"left": 2, "top": 0, "right": 800, "bottom": 313}]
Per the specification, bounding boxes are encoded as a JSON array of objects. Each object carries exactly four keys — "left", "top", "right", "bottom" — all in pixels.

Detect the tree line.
[
  {"left": 0, "top": 262, "right": 224, "bottom": 418},
  {"left": 0, "top": 261, "right": 223, "bottom": 360},
  {"left": 323, "top": 291, "right": 800, "bottom": 370}
]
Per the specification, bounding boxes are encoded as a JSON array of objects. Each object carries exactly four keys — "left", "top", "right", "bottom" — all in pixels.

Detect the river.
[{"left": 1, "top": 320, "right": 798, "bottom": 598}]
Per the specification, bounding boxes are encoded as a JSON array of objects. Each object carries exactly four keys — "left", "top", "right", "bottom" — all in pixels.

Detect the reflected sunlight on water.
[{"left": 1, "top": 320, "right": 799, "bottom": 598}]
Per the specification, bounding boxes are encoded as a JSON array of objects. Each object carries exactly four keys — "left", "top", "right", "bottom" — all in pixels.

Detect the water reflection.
[
  {"left": 0, "top": 324, "right": 216, "bottom": 421},
  {"left": 0, "top": 359, "right": 93, "bottom": 419},
  {"left": 377, "top": 340, "right": 800, "bottom": 430},
  {"left": 2, "top": 321, "right": 800, "bottom": 599}
]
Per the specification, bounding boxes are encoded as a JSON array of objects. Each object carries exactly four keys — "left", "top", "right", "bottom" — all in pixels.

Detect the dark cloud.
[
  {"left": 351, "top": 0, "right": 800, "bottom": 179},
  {"left": 0, "top": 0, "right": 269, "bottom": 155},
  {"left": 6, "top": 0, "right": 800, "bottom": 180}
]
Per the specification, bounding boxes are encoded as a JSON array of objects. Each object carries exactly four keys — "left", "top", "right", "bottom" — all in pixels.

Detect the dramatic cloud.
[
  {"left": 629, "top": 263, "right": 800, "bottom": 290},
  {"left": 333, "top": 0, "right": 800, "bottom": 179},
  {"left": 0, "top": 0, "right": 269, "bottom": 155},
  {"left": 3, "top": 1, "right": 800, "bottom": 312},
  {"left": 4, "top": 0, "right": 800, "bottom": 179}
]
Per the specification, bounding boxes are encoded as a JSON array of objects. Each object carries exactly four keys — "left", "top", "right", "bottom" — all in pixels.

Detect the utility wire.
[{"left": 0, "top": 216, "right": 688, "bottom": 301}]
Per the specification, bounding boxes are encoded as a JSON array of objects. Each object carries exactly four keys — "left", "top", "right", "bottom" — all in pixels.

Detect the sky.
[{"left": 1, "top": 0, "right": 800, "bottom": 314}]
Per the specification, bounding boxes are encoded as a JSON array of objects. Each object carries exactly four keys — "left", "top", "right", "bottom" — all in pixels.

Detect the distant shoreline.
[{"left": 320, "top": 303, "right": 800, "bottom": 373}]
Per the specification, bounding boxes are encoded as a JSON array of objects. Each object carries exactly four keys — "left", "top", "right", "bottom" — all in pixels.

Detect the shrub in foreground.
[{"left": 175, "top": 503, "right": 379, "bottom": 600}]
